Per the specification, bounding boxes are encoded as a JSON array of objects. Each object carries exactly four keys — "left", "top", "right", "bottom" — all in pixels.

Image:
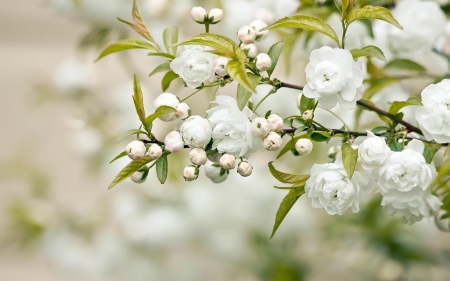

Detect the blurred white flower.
[
  {"left": 358, "top": 131, "right": 392, "bottom": 169},
  {"left": 204, "top": 160, "right": 228, "bottom": 183},
  {"left": 180, "top": 115, "right": 212, "bottom": 148},
  {"left": 53, "top": 58, "right": 89, "bottom": 91},
  {"left": 250, "top": 20, "right": 268, "bottom": 41},
  {"left": 238, "top": 25, "right": 256, "bottom": 44},
  {"left": 164, "top": 131, "right": 184, "bottom": 153}
]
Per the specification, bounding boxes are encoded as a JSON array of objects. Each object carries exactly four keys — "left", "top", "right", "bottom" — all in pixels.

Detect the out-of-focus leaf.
[
  {"left": 132, "top": 74, "right": 146, "bottom": 126},
  {"left": 236, "top": 73, "right": 262, "bottom": 110},
  {"left": 96, "top": 39, "right": 157, "bottom": 61},
  {"left": 156, "top": 154, "right": 168, "bottom": 184},
  {"left": 147, "top": 52, "right": 176, "bottom": 59},
  {"left": 227, "top": 60, "right": 255, "bottom": 94},
  {"left": 161, "top": 71, "right": 179, "bottom": 91},
  {"left": 117, "top": 129, "right": 148, "bottom": 143},
  {"left": 350, "top": 45, "right": 386, "bottom": 62},
  {"left": 270, "top": 185, "right": 305, "bottom": 238},
  {"left": 109, "top": 156, "right": 153, "bottom": 189},
  {"left": 149, "top": 61, "right": 171, "bottom": 76},
  {"left": 444, "top": 146, "right": 450, "bottom": 162},
  {"left": 109, "top": 151, "right": 127, "bottom": 164},
  {"left": 346, "top": 5, "right": 403, "bottom": 29},
  {"left": 268, "top": 161, "right": 309, "bottom": 184},
  {"left": 384, "top": 59, "right": 426, "bottom": 72},
  {"left": 388, "top": 97, "right": 423, "bottom": 115},
  {"left": 423, "top": 146, "right": 437, "bottom": 164},
  {"left": 342, "top": 143, "right": 358, "bottom": 179},
  {"left": 163, "top": 26, "right": 178, "bottom": 56},
  {"left": 389, "top": 140, "right": 402, "bottom": 152},
  {"left": 267, "top": 41, "right": 284, "bottom": 77},
  {"left": 128, "top": 0, "right": 156, "bottom": 42}
]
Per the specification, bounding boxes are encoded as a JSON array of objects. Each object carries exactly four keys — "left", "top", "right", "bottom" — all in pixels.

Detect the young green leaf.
[
  {"left": 388, "top": 96, "right": 423, "bottom": 115},
  {"left": 268, "top": 161, "right": 310, "bottom": 184},
  {"left": 310, "top": 132, "right": 330, "bottom": 142},
  {"left": 133, "top": 74, "right": 146, "bottom": 126},
  {"left": 350, "top": 45, "right": 386, "bottom": 62},
  {"left": 262, "top": 15, "right": 340, "bottom": 47},
  {"left": 384, "top": 59, "right": 426, "bottom": 73},
  {"left": 147, "top": 52, "right": 176, "bottom": 59},
  {"left": 300, "top": 94, "right": 315, "bottom": 114},
  {"left": 149, "top": 61, "right": 171, "bottom": 76},
  {"left": 388, "top": 140, "right": 402, "bottom": 152},
  {"left": 267, "top": 41, "right": 284, "bottom": 77},
  {"left": 109, "top": 156, "right": 153, "bottom": 189},
  {"left": 341, "top": 143, "right": 358, "bottom": 179},
  {"left": 346, "top": 5, "right": 403, "bottom": 30},
  {"left": 423, "top": 146, "right": 437, "bottom": 164},
  {"left": 444, "top": 146, "right": 450, "bottom": 162},
  {"left": 144, "top": 105, "right": 177, "bottom": 131},
  {"left": 117, "top": 129, "right": 148, "bottom": 143},
  {"left": 270, "top": 185, "right": 305, "bottom": 238},
  {"left": 96, "top": 39, "right": 158, "bottom": 61},
  {"left": 109, "top": 151, "right": 127, "bottom": 164},
  {"left": 130, "top": 0, "right": 156, "bottom": 43},
  {"left": 236, "top": 73, "right": 262, "bottom": 110},
  {"left": 163, "top": 26, "right": 178, "bottom": 56},
  {"left": 227, "top": 60, "right": 255, "bottom": 94},
  {"left": 161, "top": 71, "right": 179, "bottom": 91},
  {"left": 156, "top": 154, "right": 168, "bottom": 184}
]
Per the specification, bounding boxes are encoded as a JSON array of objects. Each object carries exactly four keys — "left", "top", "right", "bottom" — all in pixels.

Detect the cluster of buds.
[
  {"left": 238, "top": 20, "right": 270, "bottom": 61},
  {"left": 218, "top": 154, "right": 253, "bottom": 177},
  {"left": 153, "top": 93, "right": 191, "bottom": 121},
  {"left": 191, "top": 7, "right": 223, "bottom": 24},
  {"left": 126, "top": 140, "right": 165, "bottom": 183},
  {"left": 250, "top": 114, "right": 284, "bottom": 151}
]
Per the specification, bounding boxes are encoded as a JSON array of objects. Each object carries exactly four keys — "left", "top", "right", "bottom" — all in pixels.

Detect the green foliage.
[
  {"left": 144, "top": 105, "right": 177, "bottom": 132},
  {"left": 350, "top": 45, "right": 386, "bottom": 62},
  {"left": 117, "top": 129, "right": 148, "bottom": 143},
  {"left": 149, "top": 62, "right": 171, "bottom": 76},
  {"left": 388, "top": 97, "right": 423, "bottom": 115},
  {"left": 161, "top": 71, "right": 179, "bottom": 91},
  {"left": 163, "top": 26, "right": 178, "bottom": 56},
  {"left": 384, "top": 59, "right": 426, "bottom": 73},
  {"left": 341, "top": 143, "right": 358, "bottom": 179},
  {"left": 118, "top": 0, "right": 157, "bottom": 44},
  {"left": 270, "top": 186, "right": 305, "bottom": 239},
  {"left": 109, "top": 156, "right": 153, "bottom": 189},
  {"left": 132, "top": 75, "right": 147, "bottom": 128},
  {"left": 147, "top": 52, "right": 176, "bottom": 59},
  {"left": 109, "top": 151, "right": 127, "bottom": 164},
  {"left": 262, "top": 15, "right": 340, "bottom": 46},
  {"left": 267, "top": 41, "right": 285, "bottom": 78},
  {"left": 346, "top": 5, "right": 403, "bottom": 29},
  {"left": 310, "top": 132, "right": 330, "bottom": 142},
  {"left": 236, "top": 73, "right": 262, "bottom": 110},
  {"left": 268, "top": 162, "right": 309, "bottom": 185},
  {"left": 388, "top": 140, "right": 402, "bottom": 152},
  {"left": 156, "top": 154, "right": 169, "bottom": 184},
  {"left": 96, "top": 39, "right": 158, "bottom": 61},
  {"left": 423, "top": 146, "right": 437, "bottom": 164},
  {"left": 444, "top": 146, "right": 450, "bottom": 162},
  {"left": 227, "top": 60, "right": 256, "bottom": 93},
  {"left": 299, "top": 94, "right": 315, "bottom": 114}
]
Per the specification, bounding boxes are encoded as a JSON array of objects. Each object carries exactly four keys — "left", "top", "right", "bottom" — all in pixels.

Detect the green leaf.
[
  {"left": 147, "top": 52, "right": 176, "bottom": 59},
  {"left": 277, "top": 133, "right": 311, "bottom": 159},
  {"left": 300, "top": 94, "right": 315, "bottom": 114},
  {"left": 342, "top": 143, "right": 358, "bottom": 179},
  {"left": 163, "top": 26, "right": 178, "bottom": 56},
  {"left": 262, "top": 15, "right": 340, "bottom": 47},
  {"left": 270, "top": 186, "right": 305, "bottom": 238},
  {"left": 149, "top": 61, "right": 171, "bottom": 76},
  {"left": 132, "top": 74, "right": 146, "bottom": 127},
  {"left": 126, "top": 0, "right": 156, "bottom": 43},
  {"left": 384, "top": 59, "right": 426, "bottom": 72},
  {"left": 389, "top": 140, "right": 402, "bottom": 152},
  {"left": 341, "top": 0, "right": 354, "bottom": 17},
  {"left": 350, "top": 45, "right": 386, "bottom": 62},
  {"left": 423, "top": 146, "right": 437, "bottom": 164},
  {"left": 96, "top": 39, "right": 158, "bottom": 61},
  {"left": 161, "top": 71, "right": 179, "bottom": 91},
  {"left": 267, "top": 41, "right": 284, "bottom": 78},
  {"left": 388, "top": 96, "right": 423, "bottom": 115},
  {"left": 346, "top": 5, "right": 403, "bottom": 30},
  {"left": 144, "top": 105, "right": 177, "bottom": 131},
  {"left": 227, "top": 60, "right": 255, "bottom": 94},
  {"left": 117, "top": 129, "right": 148, "bottom": 143},
  {"left": 310, "top": 132, "right": 330, "bottom": 142},
  {"left": 109, "top": 156, "right": 153, "bottom": 189},
  {"left": 444, "top": 146, "right": 450, "bottom": 162},
  {"left": 156, "top": 154, "right": 168, "bottom": 184},
  {"left": 109, "top": 151, "right": 127, "bottom": 164},
  {"left": 268, "top": 161, "right": 310, "bottom": 184},
  {"left": 236, "top": 73, "right": 262, "bottom": 110}
]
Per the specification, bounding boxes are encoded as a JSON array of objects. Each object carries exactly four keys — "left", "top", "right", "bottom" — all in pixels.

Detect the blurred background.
[{"left": 1, "top": 0, "right": 450, "bottom": 280}]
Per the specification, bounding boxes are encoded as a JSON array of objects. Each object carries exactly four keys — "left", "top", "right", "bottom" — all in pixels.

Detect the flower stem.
[
  {"left": 253, "top": 87, "right": 276, "bottom": 113},
  {"left": 180, "top": 88, "right": 203, "bottom": 102}
]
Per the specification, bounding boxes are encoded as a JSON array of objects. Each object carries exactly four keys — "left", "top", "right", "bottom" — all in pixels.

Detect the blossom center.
[{"left": 312, "top": 61, "right": 342, "bottom": 95}]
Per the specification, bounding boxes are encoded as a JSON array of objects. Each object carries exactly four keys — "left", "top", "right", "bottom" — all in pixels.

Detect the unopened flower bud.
[
  {"left": 175, "top": 103, "right": 191, "bottom": 120},
  {"left": 250, "top": 20, "right": 269, "bottom": 41},
  {"left": 205, "top": 161, "right": 227, "bottom": 183},
  {"left": 153, "top": 93, "right": 180, "bottom": 121},
  {"left": 237, "top": 160, "right": 253, "bottom": 177},
  {"left": 240, "top": 43, "right": 258, "bottom": 58},
  {"left": 302, "top": 110, "right": 313, "bottom": 121},
  {"left": 126, "top": 140, "right": 146, "bottom": 160},
  {"left": 263, "top": 132, "right": 282, "bottom": 151},
  {"left": 214, "top": 56, "right": 229, "bottom": 76},
  {"left": 251, "top": 117, "right": 270, "bottom": 138},
  {"left": 295, "top": 138, "right": 313, "bottom": 156},
  {"left": 208, "top": 8, "right": 223, "bottom": 24},
  {"left": 147, "top": 144, "right": 162, "bottom": 160},
  {"left": 189, "top": 148, "right": 207, "bottom": 165},
  {"left": 130, "top": 167, "right": 148, "bottom": 183},
  {"left": 183, "top": 165, "right": 199, "bottom": 181},
  {"left": 219, "top": 154, "right": 236, "bottom": 170},
  {"left": 255, "top": 53, "right": 272, "bottom": 71},
  {"left": 191, "top": 7, "right": 207, "bottom": 23},
  {"left": 267, "top": 114, "right": 283, "bottom": 132},
  {"left": 164, "top": 131, "right": 184, "bottom": 153},
  {"left": 238, "top": 26, "right": 257, "bottom": 44}
]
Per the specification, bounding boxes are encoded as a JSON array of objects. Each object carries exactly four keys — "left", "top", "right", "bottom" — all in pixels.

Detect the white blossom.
[
  {"left": 189, "top": 148, "right": 207, "bottom": 165},
  {"left": 208, "top": 8, "right": 223, "bottom": 24},
  {"left": 250, "top": 117, "right": 270, "bottom": 138},
  {"left": 191, "top": 7, "right": 207, "bottom": 23},
  {"left": 255, "top": 53, "right": 272, "bottom": 71},
  {"left": 204, "top": 160, "right": 228, "bottom": 183},
  {"left": 358, "top": 131, "right": 391, "bottom": 169},
  {"left": 303, "top": 46, "right": 364, "bottom": 110},
  {"left": 164, "top": 131, "right": 184, "bottom": 153},
  {"left": 180, "top": 115, "right": 212, "bottom": 148},
  {"left": 126, "top": 140, "right": 146, "bottom": 160},
  {"left": 170, "top": 46, "right": 215, "bottom": 88},
  {"left": 175, "top": 103, "right": 191, "bottom": 120},
  {"left": 262, "top": 132, "right": 282, "bottom": 151},
  {"left": 238, "top": 25, "right": 256, "bottom": 44},
  {"left": 415, "top": 79, "right": 450, "bottom": 143},
  {"left": 153, "top": 93, "right": 180, "bottom": 122},
  {"left": 295, "top": 138, "right": 313, "bottom": 156}
]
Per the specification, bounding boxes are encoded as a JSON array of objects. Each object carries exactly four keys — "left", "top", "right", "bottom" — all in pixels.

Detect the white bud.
[
  {"left": 295, "top": 138, "right": 313, "bottom": 156},
  {"left": 164, "top": 131, "right": 184, "bottom": 153},
  {"left": 175, "top": 103, "right": 191, "bottom": 120},
  {"left": 255, "top": 53, "right": 272, "bottom": 71},
  {"left": 130, "top": 167, "right": 148, "bottom": 183},
  {"left": 238, "top": 26, "right": 257, "bottom": 44},
  {"left": 267, "top": 114, "right": 283, "bottom": 132},
  {"left": 180, "top": 115, "right": 212, "bottom": 148},
  {"left": 296, "top": 94, "right": 301, "bottom": 109},
  {"left": 263, "top": 132, "right": 282, "bottom": 151},
  {"left": 219, "top": 154, "right": 236, "bottom": 170},
  {"left": 208, "top": 8, "right": 223, "bottom": 24},
  {"left": 189, "top": 148, "right": 207, "bottom": 165},
  {"left": 250, "top": 20, "right": 269, "bottom": 41},
  {"left": 214, "top": 56, "right": 229, "bottom": 76},
  {"left": 126, "top": 140, "right": 146, "bottom": 160},
  {"left": 191, "top": 7, "right": 207, "bottom": 23},
  {"left": 183, "top": 165, "right": 199, "bottom": 181},
  {"left": 204, "top": 161, "right": 227, "bottom": 183},
  {"left": 240, "top": 43, "right": 258, "bottom": 58},
  {"left": 147, "top": 144, "right": 162, "bottom": 160},
  {"left": 250, "top": 117, "right": 270, "bottom": 138},
  {"left": 237, "top": 160, "right": 253, "bottom": 177},
  {"left": 153, "top": 93, "right": 180, "bottom": 121},
  {"left": 302, "top": 110, "right": 313, "bottom": 121}
]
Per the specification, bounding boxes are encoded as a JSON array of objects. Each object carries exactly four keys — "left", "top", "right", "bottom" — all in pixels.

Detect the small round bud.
[
  {"left": 183, "top": 165, "right": 199, "bottom": 181},
  {"left": 240, "top": 43, "right": 258, "bottom": 58},
  {"left": 267, "top": 114, "right": 283, "bottom": 132},
  {"left": 237, "top": 160, "right": 253, "bottom": 177},
  {"left": 204, "top": 161, "right": 227, "bottom": 183},
  {"left": 302, "top": 110, "right": 313, "bottom": 121},
  {"left": 191, "top": 7, "right": 207, "bottom": 23},
  {"left": 180, "top": 115, "right": 212, "bottom": 148},
  {"left": 250, "top": 20, "right": 269, "bottom": 41},
  {"left": 295, "top": 139, "right": 313, "bottom": 156},
  {"left": 147, "top": 144, "right": 162, "bottom": 160},
  {"left": 189, "top": 148, "right": 207, "bottom": 165},
  {"left": 238, "top": 26, "right": 257, "bottom": 44},
  {"left": 175, "top": 103, "right": 191, "bottom": 120},
  {"left": 130, "top": 167, "right": 148, "bottom": 183},
  {"left": 214, "top": 56, "right": 229, "bottom": 76},
  {"left": 296, "top": 94, "right": 301, "bottom": 109},
  {"left": 251, "top": 117, "right": 270, "bottom": 138},
  {"left": 153, "top": 93, "right": 180, "bottom": 121},
  {"left": 164, "top": 131, "right": 184, "bottom": 153},
  {"left": 219, "top": 154, "right": 236, "bottom": 170},
  {"left": 255, "top": 53, "right": 272, "bottom": 71},
  {"left": 208, "top": 8, "right": 223, "bottom": 24},
  {"left": 126, "top": 140, "right": 146, "bottom": 160},
  {"left": 263, "top": 132, "right": 282, "bottom": 151}
]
